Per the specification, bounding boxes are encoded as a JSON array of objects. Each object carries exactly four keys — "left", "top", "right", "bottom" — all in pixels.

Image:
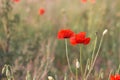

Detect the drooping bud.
[
  {"left": 103, "top": 29, "right": 108, "bottom": 35},
  {"left": 76, "top": 59, "right": 80, "bottom": 69}
]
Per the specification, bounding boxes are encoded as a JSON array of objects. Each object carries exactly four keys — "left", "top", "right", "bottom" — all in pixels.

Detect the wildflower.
[
  {"left": 57, "top": 29, "right": 74, "bottom": 39},
  {"left": 70, "top": 32, "right": 90, "bottom": 45},
  {"left": 81, "top": 0, "right": 87, "bottom": 3},
  {"left": 39, "top": 8, "right": 45, "bottom": 15},
  {"left": 110, "top": 74, "right": 120, "bottom": 80},
  {"left": 83, "top": 37, "right": 91, "bottom": 45},
  {"left": 75, "top": 32, "right": 86, "bottom": 43},
  {"left": 110, "top": 75, "right": 115, "bottom": 80},
  {"left": 13, "top": 0, "right": 20, "bottom": 3}
]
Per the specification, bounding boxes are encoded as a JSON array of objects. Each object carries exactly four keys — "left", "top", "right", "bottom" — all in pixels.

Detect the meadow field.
[{"left": 0, "top": 0, "right": 120, "bottom": 80}]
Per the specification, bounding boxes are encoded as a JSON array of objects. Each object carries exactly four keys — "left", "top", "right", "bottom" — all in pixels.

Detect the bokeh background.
[{"left": 0, "top": 0, "right": 120, "bottom": 80}]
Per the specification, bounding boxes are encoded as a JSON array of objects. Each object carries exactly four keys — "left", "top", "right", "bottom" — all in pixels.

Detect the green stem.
[
  {"left": 116, "top": 64, "right": 120, "bottom": 74},
  {"left": 108, "top": 70, "right": 113, "bottom": 80},
  {"left": 91, "top": 35, "right": 98, "bottom": 66},
  {"left": 65, "top": 39, "right": 73, "bottom": 76},
  {"left": 85, "top": 35, "right": 104, "bottom": 80},
  {"left": 76, "top": 68, "right": 78, "bottom": 80},
  {"left": 97, "top": 70, "right": 102, "bottom": 80},
  {"left": 80, "top": 46, "right": 83, "bottom": 79},
  {"left": 83, "top": 59, "right": 90, "bottom": 80},
  {"left": 83, "top": 34, "right": 97, "bottom": 79}
]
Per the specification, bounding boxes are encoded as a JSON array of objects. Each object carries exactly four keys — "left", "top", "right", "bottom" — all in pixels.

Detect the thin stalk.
[
  {"left": 97, "top": 69, "right": 103, "bottom": 80},
  {"left": 64, "top": 73, "right": 67, "bottom": 80},
  {"left": 91, "top": 35, "right": 98, "bottom": 66},
  {"left": 116, "top": 64, "right": 120, "bottom": 74},
  {"left": 85, "top": 35, "right": 104, "bottom": 80},
  {"left": 108, "top": 70, "right": 113, "bottom": 80},
  {"left": 83, "top": 59, "right": 90, "bottom": 80},
  {"left": 97, "top": 74, "right": 101, "bottom": 80},
  {"left": 80, "top": 46, "right": 83, "bottom": 79},
  {"left": 76, "top": 68, "right": 78, "bottom": 80},
  {"left": 65, "top": 39, "right": 73, "bottom": 76}
]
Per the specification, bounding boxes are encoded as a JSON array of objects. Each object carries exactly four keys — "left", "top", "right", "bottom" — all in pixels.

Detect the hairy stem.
[
  {"left": 80, "top": 46, "right": 83, "bottom": 79},
  {"left": 65, "top": 39, "right": 73, "bottom": 76}
]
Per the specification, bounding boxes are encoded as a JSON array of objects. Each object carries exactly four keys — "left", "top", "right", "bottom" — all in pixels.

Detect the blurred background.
[{"left": 0, "top": 0, "right": 120, "bottom": 80}]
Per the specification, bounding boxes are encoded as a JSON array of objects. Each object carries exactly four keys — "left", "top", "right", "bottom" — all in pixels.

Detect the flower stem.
[
  {"left": 85, "top": 35, "right": 104, "bottom": 80},
  {"left": 65, "top": 39, "right": 73, "bottom": 76},
  {"left": 76, "top": 68, "right": 78, "bottom": 80},
  {"left": 91, "top": 34, "right": 97, "bottom": 66},
  {"left": 80, "top": 46, "right": 83, "bottom": 79},
  {"left": 108, "top": 70, "right": 113, "bottom": 80},
  {"left": 83, "top": 34, "right": 97, "bottom": 80},
  {"left": 83, "top": 58, "right": 90, "bottom": 80}
]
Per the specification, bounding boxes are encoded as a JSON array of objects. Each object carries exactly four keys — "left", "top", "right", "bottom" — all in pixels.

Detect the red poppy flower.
[
  {"left": 70, "top": 32, "right": 90, "bottom": 45},
  {"left": 13, "top": 0, "right": 20, "bottom": 3},
  {"left": 110, "top": 74, "right": 120, "bottom": 80},
  {"left": 110, "top": 75, "right": 115, "bottom": 80},
  {"left": 81, "top": 0, "right": 87, "bottom": 3},
  {"left": 116, "top": 75, "right": 120, "bottom": 80},
  {"left": 75, "top": 32, "right": 86, "bottom": 43},
  {"left": 83, "top": 37, "right": 90, "bottom": 45},
  {"left": 39, "top": 8, "right": 45, "bottom": 15},
  {"left": 57, "top": 29, "right": 74, "bottom": 39}
]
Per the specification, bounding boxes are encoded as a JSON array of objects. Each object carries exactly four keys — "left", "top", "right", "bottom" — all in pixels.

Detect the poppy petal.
[
  {"left": 70, "top": 36, "right": 77, "bottom": 45},
  {"left": 83, "top": 37, "right": 90, "bottom": 45}
]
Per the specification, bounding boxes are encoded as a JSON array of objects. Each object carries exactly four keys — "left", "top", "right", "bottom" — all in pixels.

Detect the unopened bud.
[
  {"left": 76, "top": 59, "right": 80, "bottom": 69},
  {"left": 48, "top": 76, "right": 54, "bottom": 80},
  {"left": 103, "top": 29, "right": 108, "bottom": 35}
]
